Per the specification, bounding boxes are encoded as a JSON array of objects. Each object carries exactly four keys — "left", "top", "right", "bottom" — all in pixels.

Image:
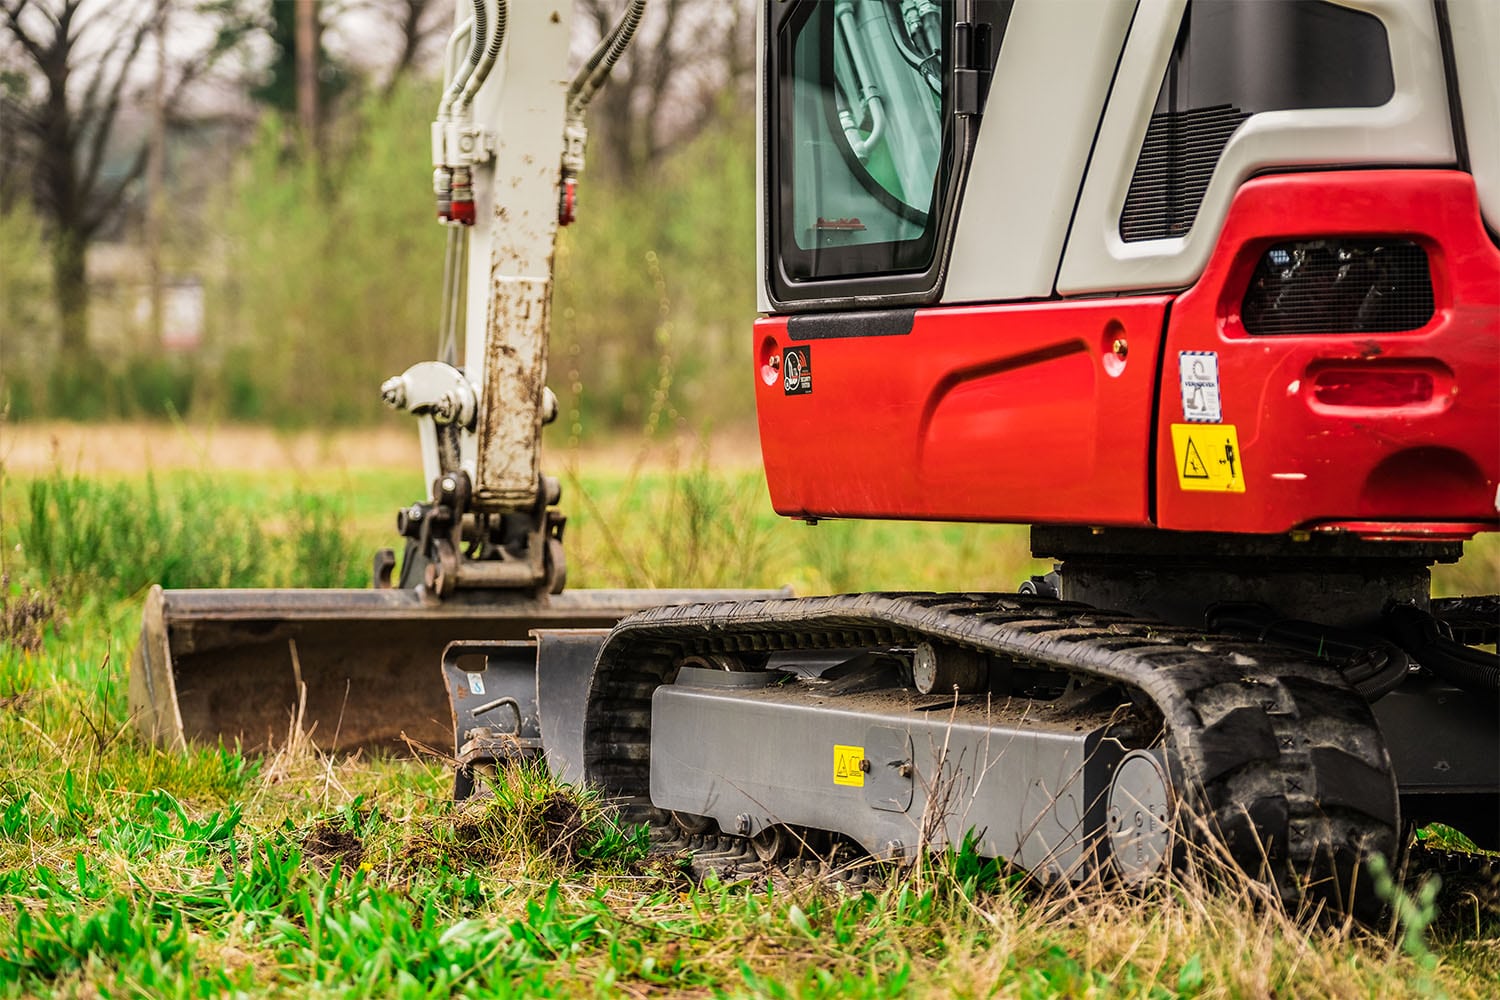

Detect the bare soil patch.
[
  {"left": 0, "top": 422, "right": 420, "bottom": 475},
  {"left": 0, "top": 421, "right": 763, "bottom": 474},
  {"left": 302, "top": 819, "right": 365, "bottom": 873}
]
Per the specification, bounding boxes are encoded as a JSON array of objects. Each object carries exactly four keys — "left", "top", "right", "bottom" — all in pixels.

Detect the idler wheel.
[
  {"left": 1107, "top": 748, "right": 1176, "bottom": 884},
  {"left": 751, "top": 824, "right": 789, "bottom": 862},
  {"left": 679, "top": 653, "right": 749, "bottom": 672},
  {"left": 672, "top": 811, "right": 715, "bottom": 836}
]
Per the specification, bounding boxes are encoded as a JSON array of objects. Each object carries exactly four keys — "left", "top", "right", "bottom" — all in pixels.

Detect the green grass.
[
  {"left": 0, "top": 458, "right": 1050, "bottom": 602},
  {"left": 559, "top": 459, "right": 1045, "bottom": 594},
  {"left": 0, "top": 458, "right": 1496, "bottom": 997}
]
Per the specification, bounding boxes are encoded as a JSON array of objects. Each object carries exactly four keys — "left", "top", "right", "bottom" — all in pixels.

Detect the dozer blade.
[{"left": 130, "top": 584, "right": 787, "bottom": 753}]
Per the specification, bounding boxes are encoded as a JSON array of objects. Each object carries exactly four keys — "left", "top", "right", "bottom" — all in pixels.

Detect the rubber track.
[{"left": 582, "top": 592, "right": 1400, "bottom": 914}]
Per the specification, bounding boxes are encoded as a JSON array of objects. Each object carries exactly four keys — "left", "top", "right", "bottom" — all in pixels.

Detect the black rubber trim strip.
[
  {"left": 1144, "top": 298, "right": 1171, "bottom": 526},
  {"left": 1433, "top": 1, "right": 1470, "bottom": 174},
  {"left": 786, "top": 309, "right": 917, "bottom": 340},
  {"left": 584, "top": 591, "right": 1400, "bottom": 919}
]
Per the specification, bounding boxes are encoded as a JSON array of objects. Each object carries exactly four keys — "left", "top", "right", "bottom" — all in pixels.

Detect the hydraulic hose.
[
  {"left": 1206, "top": 601, "right": 1412, "bottom": 701},
  {"left": 834, "top": 0, "right": 887, "bottom": 161},
  {"left": 567, "top": 0, "right": 647, "bottom": 119},
  {"left": 440, "top": 0, "right": 487, "bottom": 121},
  {"left": 1384, "top": 602, "right": 1500, "bottom": 696},
  {"left": 437, "top": 227, "right": 457, "bottom": 361},
  {"left": 458, "top": 0, "right": 508, "bottom": 112},
  {"left": 437, "top": 226, "right": 469, "bottom": 367},
  {"left": 442, "top": 16, "right": 476, "bottom": 94}
]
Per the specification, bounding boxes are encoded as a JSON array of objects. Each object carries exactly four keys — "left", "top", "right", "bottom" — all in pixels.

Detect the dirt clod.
[
  {"left": 302, "top": 820, "right": 364, "bottom": 873},
  {"left": 537, "top": 791, "right": 588, "bottom": 863}
]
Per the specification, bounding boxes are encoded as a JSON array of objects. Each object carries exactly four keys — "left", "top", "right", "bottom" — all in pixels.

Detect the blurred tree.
[
  {"left": 208, "top": 79, "right": 444, "bottom": 425},
  {"left": 0, "top": 36, "right": 29, "bottom": 211},
  {"left": 243, "top": 0, "right": 344, "bottom": 118},
  {"left": 553, "top": 111, "right": 757, "bottom": 432},
  {"left": 0, "top": 0, "right": 237, "bottom": 361},
  {"left": 209, "top": 0, "right": 448, "bottom": 142},
  {"left": 552, "top": 1, "right": 757, "bottom": 432},
  {"left": 575, "top": 0, "right": 753, "bottom": 185},
  {"left": 0, "top": 0, "right": 440, "bottom": 369},
  {"left": 378, "top": 0, "right": 447, "bottom": 96}
]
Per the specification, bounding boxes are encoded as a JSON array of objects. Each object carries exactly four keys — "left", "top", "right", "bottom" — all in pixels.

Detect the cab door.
[{"left": 756, "top": 0, "right": 1164, "bottom": 528}]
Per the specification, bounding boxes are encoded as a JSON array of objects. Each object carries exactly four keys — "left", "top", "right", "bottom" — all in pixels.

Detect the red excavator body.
[{"left": 756, "top": 169, "right": 1499, "bottom": 538}]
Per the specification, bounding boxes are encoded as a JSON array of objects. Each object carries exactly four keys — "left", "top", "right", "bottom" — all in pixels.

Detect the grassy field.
[{"left": 0, "top": 439, "right": 1497, "bottom": 997}]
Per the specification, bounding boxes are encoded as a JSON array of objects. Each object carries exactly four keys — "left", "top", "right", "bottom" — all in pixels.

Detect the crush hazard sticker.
[
  {"left": 1179, "top": 351, "right": 1222, "bottom": 423},
  {"left": 1171, "top": 424, "right": 1245, "bottom": 493},
  {"left": 783, "top": 345, "right": 812, "bottom": 395},
  {"left": 833, "top": 744, "right": 865, "bottom": 787}
]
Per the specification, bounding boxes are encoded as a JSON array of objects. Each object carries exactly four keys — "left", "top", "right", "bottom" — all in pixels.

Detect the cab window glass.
[{"left": 780, "top": 1, "right": 949, "bottom": 282}]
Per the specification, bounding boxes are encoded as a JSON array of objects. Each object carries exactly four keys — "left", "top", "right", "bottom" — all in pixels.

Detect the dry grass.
[{"left": 0, "top": 421, "right": 766, "bottom": 476}]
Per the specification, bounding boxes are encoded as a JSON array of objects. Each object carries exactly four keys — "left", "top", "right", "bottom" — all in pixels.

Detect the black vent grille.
[
  {"left": 1241, "top": 239, "right": 1435, "bottom": 335},
  {"left": 1119, "top": 105, "right": 1249, "bottom": 242}
]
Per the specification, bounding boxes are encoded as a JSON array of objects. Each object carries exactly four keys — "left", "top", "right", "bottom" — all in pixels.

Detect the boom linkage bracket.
[{"left": 378, "top": 468, "right": 565, "bottom": 598}]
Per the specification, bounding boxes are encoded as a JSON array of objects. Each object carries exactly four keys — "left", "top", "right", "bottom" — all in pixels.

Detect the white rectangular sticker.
[
  {"left": 1179, "top": 351, "right": 1222, "bottom": 423},
  {"left": 466, "top": 671, "right": 486, "bottom": 695}
]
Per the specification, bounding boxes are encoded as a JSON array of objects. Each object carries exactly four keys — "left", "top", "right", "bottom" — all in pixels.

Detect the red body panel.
[
  {"left": 754, "top": 298, "right": 1169, "bottom": 525},
  {"left": 1155, "top": 170, "right": 1500, "bottom": 536},
  {"left": 756, "top": 171, "right": 1498, "bottom": 538}
]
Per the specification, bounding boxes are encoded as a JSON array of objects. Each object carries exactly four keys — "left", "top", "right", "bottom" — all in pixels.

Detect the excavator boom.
[{"left": 128, "top": 0, "right": 782, "bottom": 755}]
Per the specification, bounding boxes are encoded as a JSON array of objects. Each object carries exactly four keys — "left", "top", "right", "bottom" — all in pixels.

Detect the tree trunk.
[
  {"left": 52, "top": 232, "right": 88, "bottom": 360},
  {"left": 296, "top": 0, "right": 320, "bottom": 151}
]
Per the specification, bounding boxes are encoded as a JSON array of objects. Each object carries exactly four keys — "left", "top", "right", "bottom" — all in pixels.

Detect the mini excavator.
[{"left": 133, "top": 0, "right": 1500, "bottom": 915}]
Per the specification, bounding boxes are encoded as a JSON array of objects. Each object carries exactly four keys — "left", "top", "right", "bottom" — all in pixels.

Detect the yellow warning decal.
[
  {"left": 1171, "top": 424, "right": 1246, "bottom": 493},
  {"left": 833, "top": 744, "right": 865, "bottom": 787}
]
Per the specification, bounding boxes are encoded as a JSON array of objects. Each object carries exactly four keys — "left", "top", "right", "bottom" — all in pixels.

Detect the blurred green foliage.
[
  {"left": 198, "top": 81, "right": 446, "bottom": 425},
  {"left": 14, "top": 469, "right": 367, "bottom": 602},
  {"left": 0, "top": 79, "right": 756, "bottom": 432},
  {"left": 0, "top": 200, "right": 56, "bottom": 419},
  {"left": 554, "top": 106, "right": 757, "bottom": 435}
]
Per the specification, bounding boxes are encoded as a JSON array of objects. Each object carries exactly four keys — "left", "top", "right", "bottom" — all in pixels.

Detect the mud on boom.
[{"left": 133, "top": 0, "right": 1500, "bottom": 917}]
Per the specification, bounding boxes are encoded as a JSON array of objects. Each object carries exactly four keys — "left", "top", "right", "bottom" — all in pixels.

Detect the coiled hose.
[
  {"left": 1206, "top": 601, "right": 1412, "bottom": 701},
  {"left": 459, "top": 0, "right": 508, "bottom": 111},
  {"left": 1384, "top": 601, "right": 1500, "bottom": 696}
]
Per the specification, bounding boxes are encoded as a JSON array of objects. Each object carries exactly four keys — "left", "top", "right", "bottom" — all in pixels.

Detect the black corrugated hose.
[
  {"left": 1384, "top": 602, "right": 1500, "bottom": 696},
  {"left": 568, "top": 0, "right": 647, "bottom": 118},
  {"left": 1206, "top": 602, "right": 1412, "bottom": 701}
]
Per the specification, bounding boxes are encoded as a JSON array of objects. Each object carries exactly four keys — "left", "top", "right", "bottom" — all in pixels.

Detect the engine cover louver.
[{"left": 1119, "top": 104, "right": 1250, "bottom": 243}]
